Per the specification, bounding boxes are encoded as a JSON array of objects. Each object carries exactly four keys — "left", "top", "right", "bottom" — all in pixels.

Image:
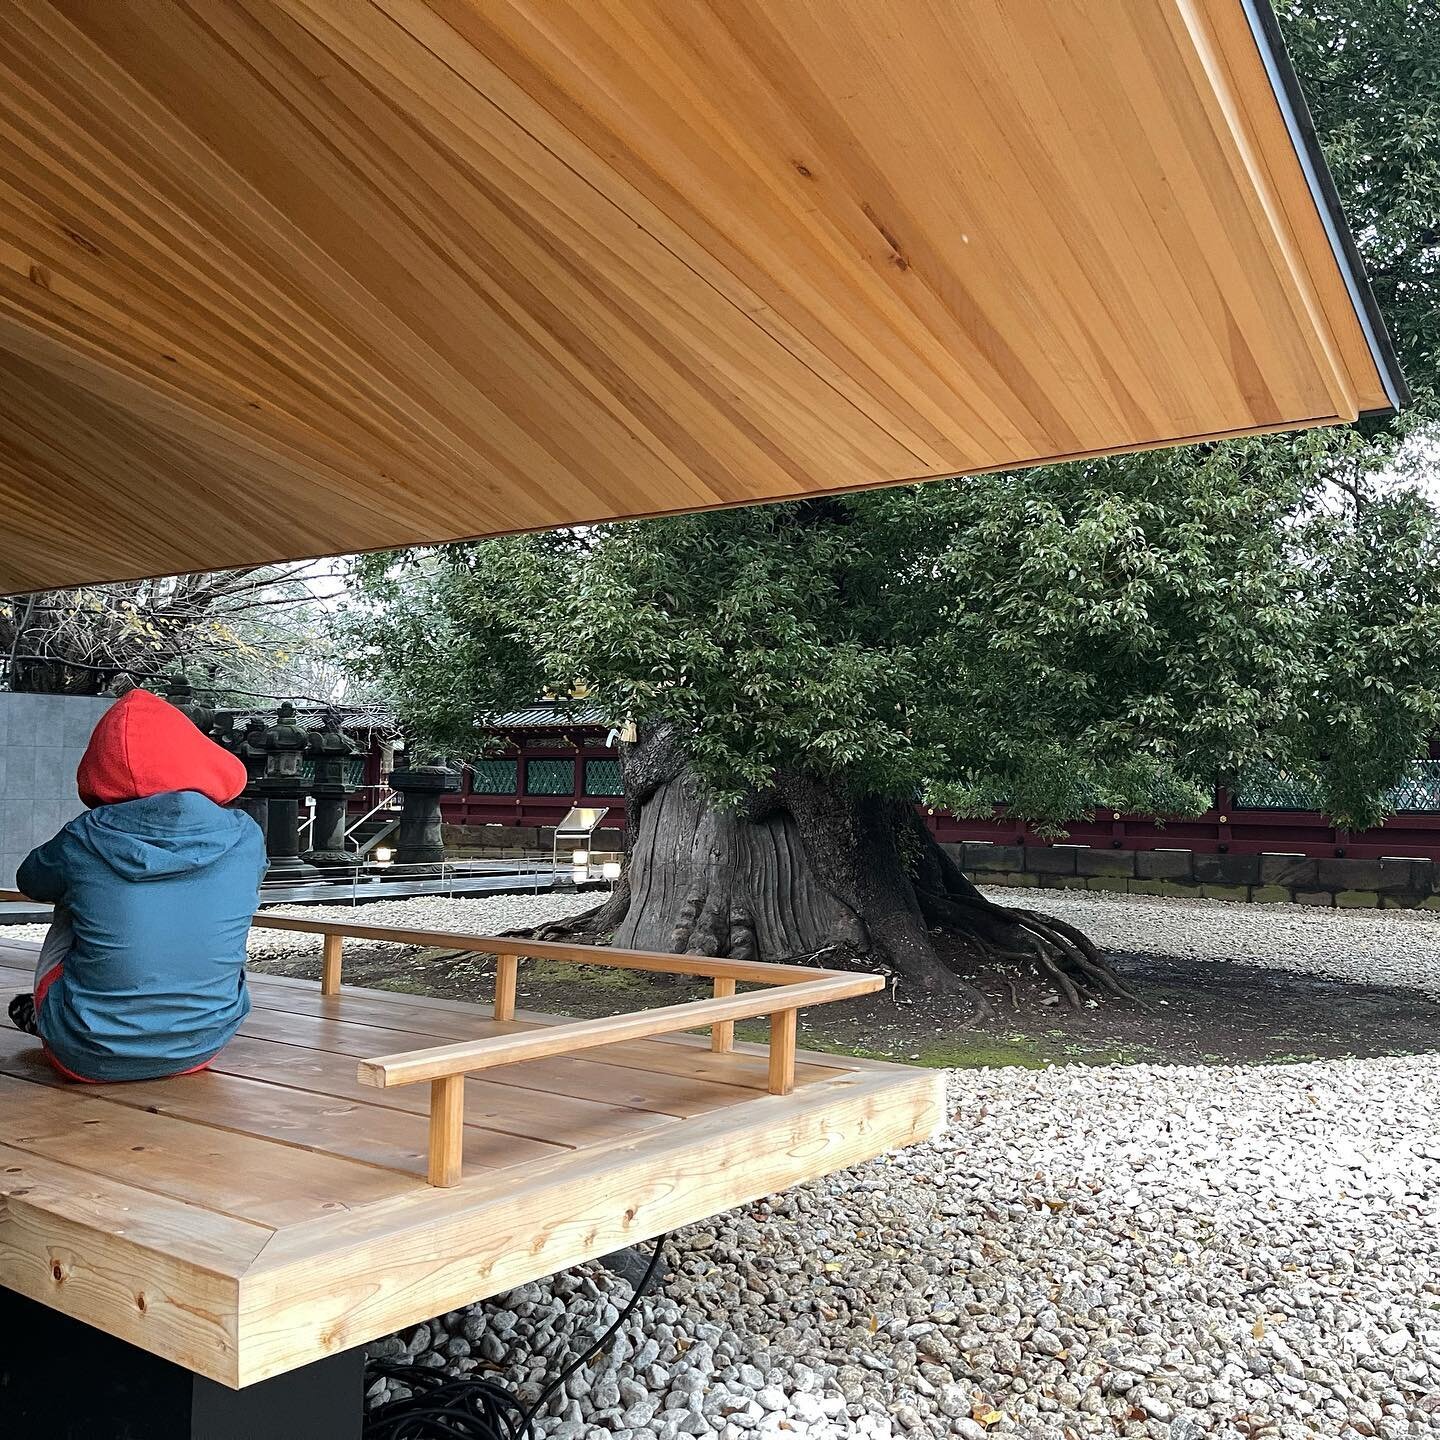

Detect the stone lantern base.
[{"left": 302, "top": 848, "right": 362, "bottom": 872}]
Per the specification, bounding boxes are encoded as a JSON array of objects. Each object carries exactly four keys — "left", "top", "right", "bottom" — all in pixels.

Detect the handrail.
[
  {"left": 297, "top": 799, "right": 315, "bottom": 848},
  {"left": 360, "top": 970, "right": 879, "bottom": 1188},
  {"left": 0, "top": 889, "right": 882, "bottom": 1189},
  {"left": 345, "top": 786, "right": 401, "bottom": 841},
  {"left": 358, "top": 974, "right": 878, "bottom": 1088},
  {"left": 249, "top": 913, "right": 853, "bottom": 988}
]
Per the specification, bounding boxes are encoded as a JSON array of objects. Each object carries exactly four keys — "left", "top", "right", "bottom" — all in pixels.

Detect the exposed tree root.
[{"left": 503, "top": 728, "right": 1137, "bottom": 1021}]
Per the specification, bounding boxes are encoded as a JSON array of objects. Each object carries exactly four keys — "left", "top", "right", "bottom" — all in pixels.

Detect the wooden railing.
[
  {"left": 0, "top": 891, "right": 881, "bottom": 1188},
  {"left": 256, "top": 915, "right": 880, "bottom": 1186}
]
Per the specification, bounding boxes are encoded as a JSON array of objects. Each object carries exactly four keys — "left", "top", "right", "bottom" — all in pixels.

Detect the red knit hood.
[{"left": 77, "top": 689, "right": 248, "bottom": 808}]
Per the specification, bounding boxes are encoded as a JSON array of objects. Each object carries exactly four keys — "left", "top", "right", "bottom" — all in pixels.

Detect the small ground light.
[
  {"left": 571, "top": 849, "right": 590, "bottom": 867},
  {"left": 373, "top": 846, "right": 393, "bottom": 865},
  {"left": 601, "top": 861, "right": 621, "bottom": 881}
]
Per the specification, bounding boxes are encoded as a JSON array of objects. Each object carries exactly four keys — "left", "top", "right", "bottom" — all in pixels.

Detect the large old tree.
[
  {"left": 344, "top": 0, "right": 1440, "bottom": 1011},
  {"left": 345, "top": 450, "right": 1440, "bottom": 1008}
]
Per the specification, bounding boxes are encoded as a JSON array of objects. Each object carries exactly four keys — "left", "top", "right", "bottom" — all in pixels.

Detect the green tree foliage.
[
  {"left": 348, "top": 438, "right": 1440, "bottom": 834},
  {"left": 1281, "top": 0, "right": 1440, "bottom": 419}
]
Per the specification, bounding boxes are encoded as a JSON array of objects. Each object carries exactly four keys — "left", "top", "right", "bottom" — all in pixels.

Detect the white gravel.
[
  {"left": 375, "top": 1055, "right": 1440, "bottom": 1439},
  {"left": 246, "top": 891, "right": 598, "bottom": 963},
  {"left": 987, "top": 885, "right": 1440, "bottom": 998},
  {"left": 227, "top": 885, "right": 1434, "bottom": 1001},
  {"left": 330, "top": 890, "right": 1440, "bottom": 1440}
]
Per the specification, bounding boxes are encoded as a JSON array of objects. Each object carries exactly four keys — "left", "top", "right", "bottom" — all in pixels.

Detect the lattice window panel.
[
  {"left": 1232, "top": 766, "right": 1322, "bottom": 810},
  {"left": 583, "top": 758, "right": 623, "bottom": 795},
  {"left": 469, "top": 758, "right": 519, "bottom": 795},
  {"left": 1388, "top": 760, "right": 1440, "bottom": 813},
  {"left": 525, "top": 758, "right": 576, "bottom": 796},
  {"left": 1235, "top": 760, "right": 1440, "bottom": 814}
]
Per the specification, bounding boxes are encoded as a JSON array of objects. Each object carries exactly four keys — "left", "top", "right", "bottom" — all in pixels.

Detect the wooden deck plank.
[
  {"left": 0, "top": 1142, "right": 265, "bottom": 1386},
  {"left": 0, "top": 943, "right": 856, "bottom": 1082},
  {"left": 209, "top": 1036, "right": 675, "bottom": 1152},
  {"left": 0, "top": 943, "right": 850, "bottom": 1086},
  {"left": 239, "top": 1006, "right": 763, "bottom": 1118},
  {"left": 0, "top": 1031, "right": 556, "bottom": 1177},
  {"left": 236, "top": 1066, "right": 947, "bottom": 1384},
  {"left": 0, "top": 1071, "right": 421, "bottom": 1226}
]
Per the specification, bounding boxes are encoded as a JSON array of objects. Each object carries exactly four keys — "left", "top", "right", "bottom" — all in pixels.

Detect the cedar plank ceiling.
[{"left": 0, "top": 1, "right": 1405, "bottom": 592}]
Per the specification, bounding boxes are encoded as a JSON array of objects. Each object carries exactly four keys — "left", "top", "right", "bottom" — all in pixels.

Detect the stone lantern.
[
  {"left": 302, "top": 710, "right": 360, "bottom": 871},
  {"left": 231, "top": 717, "right": 270, "bottom": 832},
  {"left": 210, "top": 710, "right": 238, "bottom": 752},
  {"left": 390, "top": 753, "right": 460, "bottom": 867},
  {"left": 164, "top": 673, "right": 214, "bottom": 733},
  {"left": 260, "top": 702, "right": 317, "bottom": 879}
]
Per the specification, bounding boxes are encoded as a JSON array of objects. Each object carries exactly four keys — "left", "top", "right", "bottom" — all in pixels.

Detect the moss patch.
[{"left": 790, "top": 1027, "right": 1166, "bottom": 1071}]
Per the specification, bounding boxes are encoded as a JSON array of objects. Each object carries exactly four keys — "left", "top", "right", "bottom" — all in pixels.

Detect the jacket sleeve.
[{"left": 16, "top": 832, "right": 70, "bottom": 904}]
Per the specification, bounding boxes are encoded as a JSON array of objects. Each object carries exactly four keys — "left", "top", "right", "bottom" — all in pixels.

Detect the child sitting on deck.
[{"left": 6, "top": 688, "right": 265, "bottom": 1082}]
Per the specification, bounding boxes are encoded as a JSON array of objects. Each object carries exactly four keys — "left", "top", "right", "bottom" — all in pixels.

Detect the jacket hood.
[
  {"left": 70, "top": 792, "right": 259, "bottom": 882},
  {"left": 78, "top": 688, "right": 247, "bottom": 807}
]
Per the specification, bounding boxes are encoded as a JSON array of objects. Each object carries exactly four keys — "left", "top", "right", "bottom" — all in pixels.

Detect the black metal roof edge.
[{"left": 1242, "top": 0, "right": 1409, "bottom": 415}]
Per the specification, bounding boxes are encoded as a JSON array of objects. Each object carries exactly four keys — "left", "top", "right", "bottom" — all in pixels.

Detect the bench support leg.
[{"left": 0, "top": 1287, "right": 364, "bottom": 1439}]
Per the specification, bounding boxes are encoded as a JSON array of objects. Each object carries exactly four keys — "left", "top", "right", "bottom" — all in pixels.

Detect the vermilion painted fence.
[
  {"left": 925, "top": 792, "right": 1440, "bottom": 862},
  {"left": 363, "top": 739, "right": 1440, "bottom": 863}
]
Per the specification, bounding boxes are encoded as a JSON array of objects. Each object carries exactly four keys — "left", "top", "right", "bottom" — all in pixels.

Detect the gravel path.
[
  {"left": 373, "top": 1055, "right": 1440, "bottom": 1439},
  {"left": 246, "top": 891, "right": 597, "bottom": 963},
  {"left": 231, "top": 884, "right": 1440, "bottom": 998},
  {"left": 1003, "top": 886, "right": 1440, "bottom": 997}
]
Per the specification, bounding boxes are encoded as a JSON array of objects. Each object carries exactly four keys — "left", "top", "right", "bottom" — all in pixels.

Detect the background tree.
[
  {"left": 343, "top": 0, "right": 1440, "bottom": 1012},
  {"left": 1, "top": 564, "right": 348, "bottom": 703}
]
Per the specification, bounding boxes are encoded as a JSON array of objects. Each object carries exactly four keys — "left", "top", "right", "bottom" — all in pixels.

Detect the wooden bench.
[{"left": 0, "top": 892, "right": 943, "bottom": 1435}]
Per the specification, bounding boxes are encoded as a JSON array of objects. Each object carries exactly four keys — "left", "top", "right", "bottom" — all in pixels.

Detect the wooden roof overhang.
[{"left": 0, "top": 0, "right": 1405, "bottom": 593}]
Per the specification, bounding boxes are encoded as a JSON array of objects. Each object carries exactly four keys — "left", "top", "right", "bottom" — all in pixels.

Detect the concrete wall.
[
  {"left": 949, "top": 840, "right": 1440, "bottom": 909},
  {"left": 0, "top": 694, "right": 113, "bottom": 887}
]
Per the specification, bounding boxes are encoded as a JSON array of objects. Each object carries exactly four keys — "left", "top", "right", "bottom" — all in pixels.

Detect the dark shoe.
[{"left": 7, "top": 993, "right": 37, "bottom": 1035}]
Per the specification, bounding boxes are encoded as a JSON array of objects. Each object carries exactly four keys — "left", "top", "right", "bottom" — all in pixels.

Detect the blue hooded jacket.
[{"left": 19, "top": 792, "right": 265, "bottom": 1082}]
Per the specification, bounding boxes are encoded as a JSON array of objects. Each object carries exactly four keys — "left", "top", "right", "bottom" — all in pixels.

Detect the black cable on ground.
[{"left": 362, "top": 1234, "right": 670, "bottom": 1440}]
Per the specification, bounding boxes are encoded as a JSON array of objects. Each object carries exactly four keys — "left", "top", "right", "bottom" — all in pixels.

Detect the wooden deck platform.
[{"left": 0, "top": 934, "right": 943, "bottom": 1388}]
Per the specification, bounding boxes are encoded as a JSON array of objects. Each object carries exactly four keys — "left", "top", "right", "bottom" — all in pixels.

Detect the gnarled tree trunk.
[{"left": 532, "top": 724, "right": 1134, "bottom": 1020}]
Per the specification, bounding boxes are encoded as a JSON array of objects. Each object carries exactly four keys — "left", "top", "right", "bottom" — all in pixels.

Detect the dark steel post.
[{"left": 0, "top": 1287, "right": 363, "bottom": 1440}]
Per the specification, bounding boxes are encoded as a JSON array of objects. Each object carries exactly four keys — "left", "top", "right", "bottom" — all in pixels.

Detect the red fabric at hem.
[
  {"left": 33, "top": 961, "right": 63, "bottom": 1010},
  {"left": 41, "top": 1042, "right": 216, "bottom": 1086}
]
